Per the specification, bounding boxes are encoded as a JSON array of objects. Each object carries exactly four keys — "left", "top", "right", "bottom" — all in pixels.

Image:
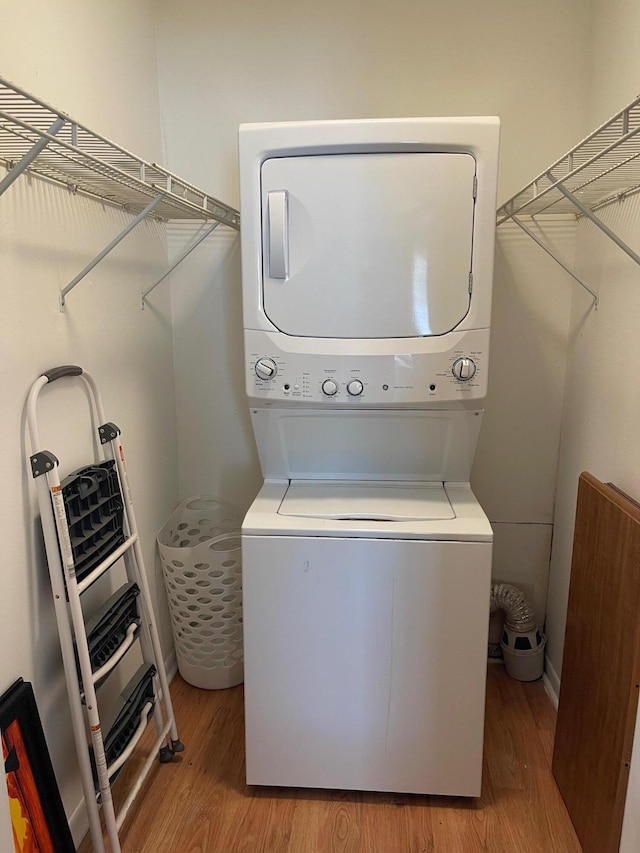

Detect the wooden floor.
[{"left": 80, "top": 666, "right": 581, "bottom": 853}]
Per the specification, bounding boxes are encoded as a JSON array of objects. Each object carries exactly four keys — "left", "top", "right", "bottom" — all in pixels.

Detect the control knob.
[
  {"left": 322, "top": 379, "right": 339, "bottom": 396},
  {"left": 452, "top": 357, "right": 477, "bottom": 382},
  {"left": 347, "top": 379, "right": 364, "bottom": 396},
  {"left": 255, "top": 357, "right": 277, "bottom": 381}
]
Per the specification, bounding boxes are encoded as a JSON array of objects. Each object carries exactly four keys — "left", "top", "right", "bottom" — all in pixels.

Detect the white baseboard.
[
  {"left": 69, "top": 649, "right": 179, "bottom": 848},
  {"left": 69, "top": 797, "right": 90, "bottom": 849},
  {"left": 165, "top": 652, "right": 178, "bottom": 684},
  {"left": 543, "top": 653, "right": 560, "bottom": 709}
]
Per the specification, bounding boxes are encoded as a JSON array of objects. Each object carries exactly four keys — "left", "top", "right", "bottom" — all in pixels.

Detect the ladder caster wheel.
[
  {"left": 159, "top": 745, "right": 175, "bottom": 763},
  {"left": 171, "top": 738, "right": 185, "bottom": 753}
]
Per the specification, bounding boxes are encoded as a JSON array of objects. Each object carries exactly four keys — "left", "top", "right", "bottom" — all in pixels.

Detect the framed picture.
[{"left": 1, "top": 678, "right": 75, "bottom": 853}]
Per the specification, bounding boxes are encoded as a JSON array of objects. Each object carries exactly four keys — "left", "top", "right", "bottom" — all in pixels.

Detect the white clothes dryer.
[{"left": 238, "top": 117, "right": 500, "bottom": 797}]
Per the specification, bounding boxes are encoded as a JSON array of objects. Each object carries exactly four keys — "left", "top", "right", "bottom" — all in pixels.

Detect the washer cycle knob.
[
  {"left": 347, "top": 379, "right": 364, "bottom": 396},
  {"left": 255, "top": 358, "right": 277, "bottom": 380},
  {"left": 452, "top": 357, "right": 477, "bottom": 382},
  {"left": 322, "top": 379, "right": 339, "bottom": 396}
]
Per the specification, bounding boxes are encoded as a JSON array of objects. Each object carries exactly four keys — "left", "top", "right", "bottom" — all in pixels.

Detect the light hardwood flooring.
[{"left": 79, "top": 666, "right": 581, "bottom": 852}]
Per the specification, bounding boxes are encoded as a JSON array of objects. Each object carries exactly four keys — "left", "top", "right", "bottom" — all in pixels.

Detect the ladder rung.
[{"left": 76, "top": 533, "right": 138, "bottom": 594}]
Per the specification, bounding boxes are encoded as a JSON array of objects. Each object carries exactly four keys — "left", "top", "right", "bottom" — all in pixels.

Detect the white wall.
[
  {"left": 166, "top": 223, "right": 262, "bottom": 508},
  {"left": 0, "top": 1, "right": 178, "bottom": 846},
  {"left": 155, "top": 0, "right": 590, "bottom": 621},
  {"left": 587, "top": 0, "right": 640, "bottom": 129},
  {"left": 156, "top": 0, "right": 592, "bottom": 205},
  {"left": 543, "top": 0, "right": 640, "bottom": 847},
  {"left": 545, "top": 199, "right": 640, "bottom": 686},
  {"left": 475, "top": 217, "right": 575, "bottom": 625}
]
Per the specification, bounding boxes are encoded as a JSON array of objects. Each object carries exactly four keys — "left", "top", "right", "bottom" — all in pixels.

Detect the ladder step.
[
  {"left": 91, "top": 664, "right": 157, "bottom": 786},
  {"left": 76, "top": 534, "right": 137, "bottom": 595},
  {"left": 78, "top": 583, "right": 141, "bottom": 686},
  {"left": 62, "top": 461, "right": 121, "bottom": 525},
  {"left": 60, "top": 460, "right": 126, "bottom": 583}
]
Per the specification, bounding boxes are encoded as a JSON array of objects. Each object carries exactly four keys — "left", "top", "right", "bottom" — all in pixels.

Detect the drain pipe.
[{"left": 490, "top": 582, "right": 546, "bottom": 682}]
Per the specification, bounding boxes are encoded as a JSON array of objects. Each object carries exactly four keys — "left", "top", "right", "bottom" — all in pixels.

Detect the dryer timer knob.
[
  {"left": 452, "top": 357, "right": 477, "bottom": 382},
  {"left": 255, "top": 357, "right": 277, "bottom": 380}
]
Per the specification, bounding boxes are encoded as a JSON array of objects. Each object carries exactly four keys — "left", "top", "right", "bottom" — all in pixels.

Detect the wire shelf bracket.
[
  {"left": 0, "top": 75, "right": 240, "bottom": 310},
  {"left": 0, "top": 115, "right": 66, "bottom": 195},
  {"left": 59, "top": 193, "right": 165, "bottom": 311},
  {"left": 497, "top": 94, "right": 640, "bottom": 307},
  {"left": 141, "top": 220, "right": 221, "bottom": 308},
  {"left": 509, "top": 214, "right": 599, "bottom": 305}
]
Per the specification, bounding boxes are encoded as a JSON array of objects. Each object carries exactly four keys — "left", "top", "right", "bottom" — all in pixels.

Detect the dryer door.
[{"left": 260, "top": 152, "right": 476, "bottom": 339}]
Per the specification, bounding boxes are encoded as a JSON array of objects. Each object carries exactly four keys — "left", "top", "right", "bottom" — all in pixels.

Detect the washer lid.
[{"left": 278, "top": 480, "right": 455, "bottom": 521}]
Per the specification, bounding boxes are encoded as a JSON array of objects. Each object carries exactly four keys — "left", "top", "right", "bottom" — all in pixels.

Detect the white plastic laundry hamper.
[{"left": 158, "top": 496, "right": 244, "bottom": 689}]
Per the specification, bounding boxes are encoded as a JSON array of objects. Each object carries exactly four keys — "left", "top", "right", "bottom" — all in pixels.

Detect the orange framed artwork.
[{"left": 1, "top": 679, "right": 74, "bottom": 852}]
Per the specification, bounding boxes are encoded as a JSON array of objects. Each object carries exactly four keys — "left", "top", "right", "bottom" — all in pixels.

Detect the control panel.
[{"left": 245, "top": 329, "right": 489, "bottom": 406}]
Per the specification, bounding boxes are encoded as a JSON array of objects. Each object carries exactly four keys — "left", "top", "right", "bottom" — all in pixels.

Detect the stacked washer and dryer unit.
[{"left": 238, "top": 118, "right": 500, "bottom": 797}]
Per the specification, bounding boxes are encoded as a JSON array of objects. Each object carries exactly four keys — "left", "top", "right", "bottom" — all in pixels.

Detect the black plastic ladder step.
[
  {"left": 91, "top": 664, "right": 156, "bottom": 785},
  {"left": 59, "top": 461, "right": 126, "bottom": 584},
  {"left": 81, "top": 583, "right": 141, "bottom": 678}
]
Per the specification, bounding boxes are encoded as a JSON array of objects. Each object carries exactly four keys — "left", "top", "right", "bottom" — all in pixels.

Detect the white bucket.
[{"left": 500, "top": 628, "right": 546, "bottom": 682}]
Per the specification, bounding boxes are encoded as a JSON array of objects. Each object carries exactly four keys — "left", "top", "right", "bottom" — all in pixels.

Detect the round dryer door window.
[{"left": 260, "top": 152, "right": 476, "bottom": 339}]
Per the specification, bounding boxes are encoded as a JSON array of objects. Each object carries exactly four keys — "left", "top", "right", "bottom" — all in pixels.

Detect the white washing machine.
[{"left": 238, "top": 117, "right": 500, "bottom": 797}]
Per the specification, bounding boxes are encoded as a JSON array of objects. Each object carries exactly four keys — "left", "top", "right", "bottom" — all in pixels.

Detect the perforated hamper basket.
[{"left": 157, "top": 496, "right": 244, "bottom": 689}]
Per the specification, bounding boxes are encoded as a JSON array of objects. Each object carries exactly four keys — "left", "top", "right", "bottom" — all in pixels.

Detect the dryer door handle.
[{"left": 268, "top": 190, "right": 289, "bottom": 280}]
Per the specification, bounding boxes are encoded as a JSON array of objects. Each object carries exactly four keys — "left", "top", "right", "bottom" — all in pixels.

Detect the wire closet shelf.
[
  {"left": 497, "top": 95, "right": 640, "bottom": 224},
  {"left": 0, "top": 76, "right": 240, "bottom": 229}
]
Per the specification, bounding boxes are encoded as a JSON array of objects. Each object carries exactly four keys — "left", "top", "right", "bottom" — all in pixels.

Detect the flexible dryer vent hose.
[{"left": 490, "top": 582, "right": 537, "bottom": 634}]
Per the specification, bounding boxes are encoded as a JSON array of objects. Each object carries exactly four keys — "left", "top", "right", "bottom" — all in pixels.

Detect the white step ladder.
[{"left": 26, "top": 366, "right": 183, "bottom": 853}]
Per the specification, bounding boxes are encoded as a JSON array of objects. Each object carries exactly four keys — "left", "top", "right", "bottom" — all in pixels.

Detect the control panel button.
[
  {"left": 346, "top": 379, "right": 364, "bottom": 396},
  {"left": 322, "top": 379, "right": 339, "bottom": 396},
  {"left": 255, "top": 357, "right": 277, "bottom": 380},
  {"left": 452, "top": 357, "right": 477, "bottom": 382}
]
